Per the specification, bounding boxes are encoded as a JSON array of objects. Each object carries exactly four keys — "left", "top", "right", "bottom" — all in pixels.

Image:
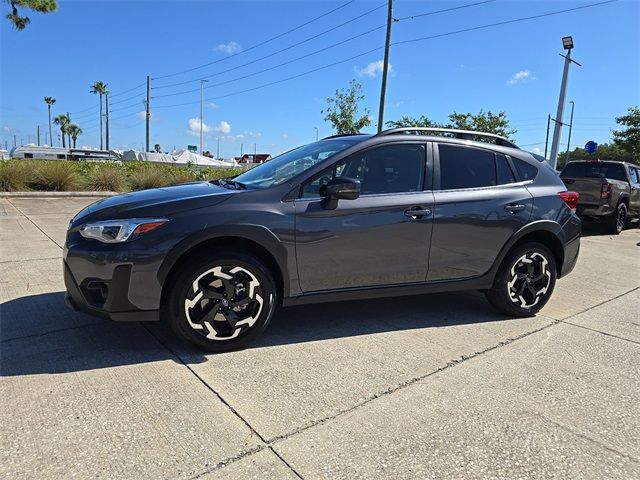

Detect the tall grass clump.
[
  {"left": 128, "top": 165, "right": 172, "bottom": 191},
  {"left": 87, "top": 163, "right": 126, "bottom": 191},
  {"left": 0, "top": 160, "right": 30, "bottom": 191},
  {"left": 29, "top": 161, "right": 82, "bottom": 191}
]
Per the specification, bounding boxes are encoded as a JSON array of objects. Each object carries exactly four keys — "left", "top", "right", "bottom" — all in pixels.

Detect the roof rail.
[
  {"left": 375, "top": 127, "right": 518, "bottom": 149},
  {"left": 321, "top": 133, "right": 369, "bottom": 140}
]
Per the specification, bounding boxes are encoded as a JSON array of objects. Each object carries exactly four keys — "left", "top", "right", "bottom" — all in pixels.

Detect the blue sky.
[{"left": 1, "top": 0, "right": 638, "bottom": 158}]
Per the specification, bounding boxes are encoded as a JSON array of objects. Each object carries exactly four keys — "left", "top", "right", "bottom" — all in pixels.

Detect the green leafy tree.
[
  {"left": 90, "top": 81, "right": 108, "bottom": 150},
  {"left": 322, "top": 80, "right": 372, "bottom": 134},
  {"left": 447, "top": 110, "right": 516, "bottom": 139},
  {"left": 5, "top": 0, "right": 57, "bottom": 30},
  {"left": 386, "top": 115, "right": 443, "bottom": 129},
  {"left": 557, "top": 143, "right": 637, "bottom": 169},
  {"left": 612, "top": 106, "right": 640, "bottom": 161},
  {"left": 43, "top": 96, "right": 55, "bottom": 146},
  {"left": 53, "top": 113, "right": 70, "bottom": 148},
  {"left": 154, "top": 143, "right": 162, "bottom": 153},
  {"left": 67, "top": 124, "right": 82, "bottom": 148}
]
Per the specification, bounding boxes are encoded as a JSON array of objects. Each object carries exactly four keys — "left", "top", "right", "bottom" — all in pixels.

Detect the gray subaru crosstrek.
[{"left": 64, "top": 128, "right": 581, "bottom": 351}]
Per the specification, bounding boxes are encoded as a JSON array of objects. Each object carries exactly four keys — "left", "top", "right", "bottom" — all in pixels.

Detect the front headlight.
[{"left": 79, "top": 218, "right": 168, "bottom": 243}]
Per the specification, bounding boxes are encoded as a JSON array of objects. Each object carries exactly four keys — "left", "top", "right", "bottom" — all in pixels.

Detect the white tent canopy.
[{"left": 118, "top": 149, "right": 237, "bottom": 167}]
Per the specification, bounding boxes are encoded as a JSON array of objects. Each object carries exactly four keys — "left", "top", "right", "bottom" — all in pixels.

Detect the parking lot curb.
[{"left": 0, "top": 191, "right": 118, "bottom": 198}]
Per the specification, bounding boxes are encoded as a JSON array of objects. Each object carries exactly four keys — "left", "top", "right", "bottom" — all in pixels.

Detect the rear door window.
[
  {"left": 512, "top": 158, "right": 539, "bottom": 181},
  {"left": 438, "top": 144, "right": 496, "bottom": 190},
  {"left": 496, "top": 154, "right": 517, "bottom": 185}
]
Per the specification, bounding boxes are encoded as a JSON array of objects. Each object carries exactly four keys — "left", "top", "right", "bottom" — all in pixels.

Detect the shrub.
[
  {"left": 0, "top": 160, "right": 30, "bottom": 191},
  {"left": 29, "top": 161, "right": 82, "bottom": 191},
  {"left": 169, "top": 168, "right": 198, "bottom": 185},
  {"left": 88, "top": 163, "right": 127, "bottom": 191},
  {"left": 128, "top": 165, "right": 172, "bottom": 191}
]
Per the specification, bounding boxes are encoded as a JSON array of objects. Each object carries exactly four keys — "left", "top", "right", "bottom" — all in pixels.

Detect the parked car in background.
[
  {"left": 64, "top": 128, "right": 581, "bottom": 351},
  {"left": 560, "top": 160, "right": 640, "bottom": 234}
]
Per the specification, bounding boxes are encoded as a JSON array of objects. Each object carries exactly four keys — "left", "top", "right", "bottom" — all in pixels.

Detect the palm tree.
[
  {"left": 53, "top": 113, "right": 70, "bottom": 148},
  {"left": 67, "top": 124, "right": 83, "bottom": 148},
  {"left": 44, "top": 96, "right": 56, "bottom": 146},
  {"left": 90, "top": 81, "right": 108, "bottom": 150}
]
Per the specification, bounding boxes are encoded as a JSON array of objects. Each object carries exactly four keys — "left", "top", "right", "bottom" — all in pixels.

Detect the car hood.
[{"left": 72, "top": 181, "right": 237, "bottom": 224}]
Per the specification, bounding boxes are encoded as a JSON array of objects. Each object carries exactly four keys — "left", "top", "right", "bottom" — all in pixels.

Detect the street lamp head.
[{"left": 562, "top": 36, "right": 574, "bottom": 50}]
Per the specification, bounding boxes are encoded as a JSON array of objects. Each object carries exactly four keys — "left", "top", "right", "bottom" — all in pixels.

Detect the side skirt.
[{"left": 282, "top": 274, "right": 494, "bottom": 307}]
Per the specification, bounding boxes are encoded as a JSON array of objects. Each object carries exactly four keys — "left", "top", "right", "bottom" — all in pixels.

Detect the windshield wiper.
[{"left": 211, "top": 178, "right": 247, "bottom": 190}]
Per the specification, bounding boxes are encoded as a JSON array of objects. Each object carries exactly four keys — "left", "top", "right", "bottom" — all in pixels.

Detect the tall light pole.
[
  {"left": 145, "top": 75, "right": 151, "bottom": 152},
  {"left": 377, "top": 0, "right": 394, "bottom": 133},
  {"left": 200, "top": 79, "right": 207, "bottom": 155},
  {"left": 314, "top": 127, "right": 319, "bottom": 141},
  {"left": 549, "top": 36, "right": 581, "bottom": 169}
]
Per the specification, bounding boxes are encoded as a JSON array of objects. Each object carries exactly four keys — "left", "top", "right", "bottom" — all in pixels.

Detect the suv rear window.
[
  {"left": 561, "top": 162, "right": 627, "bottom": 181},
  {"left": 438, "top": 145, "right": 496, "bottom": 189}
]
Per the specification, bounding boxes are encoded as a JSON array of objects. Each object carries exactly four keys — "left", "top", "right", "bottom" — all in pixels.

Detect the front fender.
[{"left": 157, "top": 224, "right": 291, "bottom": 296}]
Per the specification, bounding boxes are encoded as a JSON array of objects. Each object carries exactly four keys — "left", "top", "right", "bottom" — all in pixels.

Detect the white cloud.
[
  {"left": 507, "top": 70, "right": 535, "bottom": 85},
  {"left": 356, "top": 60, "right": 392, "bottom": 77},
  {"left": 187, "top": 118, "right": 211, "bottom": 136},
  {"left": 531, "top": 147, "right": 542, "bottom": 155},
  {"left": 214, "top": 120, "right": 231, "bottom": 134},
  {"left": 136, "top": 111, "right": 146, "bottom": 120},
  {"left": 214, "top": 41, "right": 242, "bottom": 55},
  {"left": 208, "top": 102, "right": 220, "bottom": 109}
]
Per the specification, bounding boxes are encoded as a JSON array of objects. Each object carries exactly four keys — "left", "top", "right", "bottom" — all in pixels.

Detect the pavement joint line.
[
  {"left": 267, "top": 445, "right": 305, "bottom": 480},
  {"left": 0, "top": 320, "right": 104, "bottom": 344},
  {"left": 531, "top": 412, "right": 640, "bottom": 463},
  {"left": 561, "top": 320, "right": 640, "bottom": 346},
  {"left": 265, "top": 287, "right": 640, "bottom": 447},
  {"left": 0, "top": 256, "right": 61, "bottom": 265},
  {"left": 187, "top": 445, "right": 268, "bottom": 480},
  {"left": 544, "top": 285, "right": 640, "bottom": 323},
  {"left": 6, "top": 199, "right": 64, "bottom": 249}
]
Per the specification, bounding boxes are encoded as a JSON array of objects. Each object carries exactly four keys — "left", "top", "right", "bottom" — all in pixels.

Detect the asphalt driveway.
[{"left": 1, "top": 196, "right": 639, "bottom": 479}]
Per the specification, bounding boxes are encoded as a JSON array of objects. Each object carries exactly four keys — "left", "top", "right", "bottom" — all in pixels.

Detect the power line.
[
  {"left": 110, "top": 98, "right": 146, "bottom": 114},
  {"left": 395, "top": 0, "right": 496, "bottom": 21},
  {"left": 152, "top": 25, "right": 384, "bottom": 100},
  {"left": 152, "top": 2, "right": 387, "bottom": 91},
  {"left": 152, "top": 0, "right": 495, "bottom": 101},
  {"left": 152, "top": 0, "right": 618, "bottom": 110},
  {"left": 393, "top": 0, "right": 619, "bottom": 47},
  {"left": 109, "top": 82, "right": 146, "bottom": 98},
  {"left": 153, "top": 0, "right": 356, "bottom": 81},
  {"left": 110, "top": 91, "right": 145, "bottom": 106}
]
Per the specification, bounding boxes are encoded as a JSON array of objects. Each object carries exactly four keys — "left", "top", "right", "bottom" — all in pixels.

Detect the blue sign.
[{"left": 585, "top": 141, "right": 598, "bottom": 154}]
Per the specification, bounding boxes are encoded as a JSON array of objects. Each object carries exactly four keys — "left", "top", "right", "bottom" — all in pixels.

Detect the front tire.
[
  {"left": 605, "top": 202, "right": 627, "bottom": 235},
  {"left": 164, "top": 250, "right": 277, "bottom": 352},
  {"left": 485, "top": 242, "right": 557, "bottom": 317}
]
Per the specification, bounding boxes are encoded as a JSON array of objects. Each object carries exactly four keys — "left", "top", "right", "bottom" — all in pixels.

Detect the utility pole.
[
  {"left": 145, "top": 75, "right": 151, "bottom": 152},
  {"left": 565, "top": 100, "right": 575, "bottom": 163},
  {"left": 377, "top": 0, "right": 394, "bottom": 133},
  {"left": 105, "top": 93, "right": 110, "bottom": 150},
  {"left": 37, "top": 126, "right": 40, "bottom": 146},
  {"left": 44, "top": 131, "right": 48, "bottom": 146},
  {"left": 549, "top": 36, "right": 581, "bottom": 169},
  {"left": 216, "top": 137, "right": 220, "bottom": 159},
  {"left": 544, "top": 114, "right": 551, "bottom": 158},
  {"left": 200, "top": 79, "right": 207, "bottom": 155},
  {"left": 13, "top": 135, "right": 17, "bottom": 147},
  {"left": 314, "top": 127, "right": 319, "bottom": 141},
  {"left": 240, "top": 143, "right": 243, "bottom": 156}
]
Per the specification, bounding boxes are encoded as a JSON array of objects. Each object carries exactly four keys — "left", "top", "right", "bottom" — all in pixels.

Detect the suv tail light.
[
  {"left": 559, "top": 191, "right": 579, "bottom": 212},
  {"left": 600, "top": 181, "right": 612, "bottom": 200}
]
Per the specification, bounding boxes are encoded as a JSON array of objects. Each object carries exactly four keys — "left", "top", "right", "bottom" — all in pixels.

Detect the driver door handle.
[{"left": 404, "top": 207, "right": 432, "bottom": 218}]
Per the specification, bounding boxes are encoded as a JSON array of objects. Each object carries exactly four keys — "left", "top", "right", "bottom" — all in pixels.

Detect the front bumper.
[{"left": 63, "top": 259, "right": 159, "bottom": 322}]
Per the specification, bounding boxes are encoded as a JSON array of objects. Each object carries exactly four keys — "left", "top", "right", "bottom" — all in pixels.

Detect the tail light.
[
  {"left": 559, "top": 191, "right": 579, "bottom": 212},
  {"left": 600, "top": 181, "right": 612, "bottom": 200}
]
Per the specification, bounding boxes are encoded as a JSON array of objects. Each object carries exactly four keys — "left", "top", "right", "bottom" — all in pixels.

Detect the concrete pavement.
[{"left": 1, "top": 196, "right": 638, "bottom": 479}]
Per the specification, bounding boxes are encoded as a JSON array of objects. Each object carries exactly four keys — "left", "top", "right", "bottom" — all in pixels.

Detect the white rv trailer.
[{"left": 9, "top": 145, "right": 114, "bottom": 161}]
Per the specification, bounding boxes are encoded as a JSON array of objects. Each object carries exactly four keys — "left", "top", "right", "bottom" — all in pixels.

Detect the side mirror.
[{"left": 320, "top": 177, "right": 360, "bottom": 209}]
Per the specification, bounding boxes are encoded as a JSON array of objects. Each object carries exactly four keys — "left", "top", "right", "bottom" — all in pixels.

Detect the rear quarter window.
[{"left": 512, "top": 158, "right": 538, "bottom": 181}]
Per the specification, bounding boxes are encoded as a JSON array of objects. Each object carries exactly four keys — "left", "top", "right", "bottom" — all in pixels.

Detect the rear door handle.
[
  {"left": 505, "top": 203, "right": 526, "bottom": 213},
  {"left": 404, "top": 207, "right": 432, "bottom": 218}
]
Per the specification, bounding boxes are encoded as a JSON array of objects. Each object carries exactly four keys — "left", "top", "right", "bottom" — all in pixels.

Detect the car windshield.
[
  {"left": 561, "top": 161, "right": 627, "bottom": 181},
  {"left": 232, "top": 139, "right": 357, "bottom": 188}
]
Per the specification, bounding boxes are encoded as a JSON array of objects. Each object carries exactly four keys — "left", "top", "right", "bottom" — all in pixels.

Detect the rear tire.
[
  {"left": 164, "top": 250, "right": 277, "bottom": 352},
  {"left": 605, "top": 203, "right": 627, "bottom": 235},
  {"left": 485, "top": 242, "right": 557, "bottom": 317}
]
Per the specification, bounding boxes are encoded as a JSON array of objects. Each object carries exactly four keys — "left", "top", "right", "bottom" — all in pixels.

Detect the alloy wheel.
[
  {"left": 506, "top": 252, "right": 552, "bottom": 309},
  {"left": 184, "top": 265, "right": 264, "bottom": 341}
]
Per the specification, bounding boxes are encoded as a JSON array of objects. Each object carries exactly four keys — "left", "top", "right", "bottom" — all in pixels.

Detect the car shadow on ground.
[
  {"left": 1, "top": 290, "right": 509, "bottom": 376},
  {"left": 580, "top": 220, "right": 639, "bottom": 238}
]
